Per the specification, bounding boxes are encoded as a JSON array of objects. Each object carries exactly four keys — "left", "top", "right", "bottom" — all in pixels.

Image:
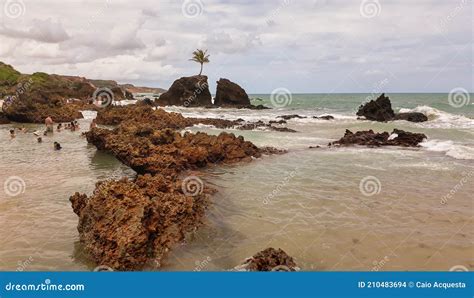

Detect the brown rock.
[
  {"left": 156, "top": 76, "right": 212, "bottom": 107},
  {"left": 235, "top": 248, "right": 299, "bottom": 271},
  {"left": 214, "top": 78, "right": 250, "bottom": 107}
]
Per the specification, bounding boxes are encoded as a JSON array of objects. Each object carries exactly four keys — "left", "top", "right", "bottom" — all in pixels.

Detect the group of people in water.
[{"left": 8, "top": 116, "right": 95, "bottom": 151}]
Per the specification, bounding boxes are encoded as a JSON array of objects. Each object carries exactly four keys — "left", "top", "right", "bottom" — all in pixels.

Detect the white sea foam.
[
  {"left": 420, "top": 139, "right": 474, "bottom": 160},
  {"left": 79, "top": 110, "right": 97, "bottom": 120},
  {"left": 398, "top": 106, "right": 474, "bottom": 129}
]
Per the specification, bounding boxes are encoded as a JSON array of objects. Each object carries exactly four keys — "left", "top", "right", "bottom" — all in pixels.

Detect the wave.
[
  {"left": 398, "top": 106, "right": 474, "bottom": 129},
  {"left": 420, "top": 139, "right": 474, "bottom": 160}
]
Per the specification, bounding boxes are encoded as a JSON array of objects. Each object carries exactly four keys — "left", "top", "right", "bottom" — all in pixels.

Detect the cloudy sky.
[{"left": 0, "top": 0, "right": 472, "bottom": 93}]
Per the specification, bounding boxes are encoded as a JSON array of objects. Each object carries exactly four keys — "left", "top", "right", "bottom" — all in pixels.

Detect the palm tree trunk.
[{"left": 199, "top": 63, "right": 203, "bottom": 76}]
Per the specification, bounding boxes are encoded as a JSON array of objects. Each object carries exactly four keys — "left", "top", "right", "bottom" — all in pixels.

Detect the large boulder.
[
  {"left": 214, "top": 78, "right": 251, "bottom": 107},
  {"left": 357, "top": 93, "right": 395, "bottom": 122},
  {"left": 357, "top": 93, "right": 428, "bottom": 123},
  {"left": 156, "top": 76, "right": 212, "bottom": 107}
]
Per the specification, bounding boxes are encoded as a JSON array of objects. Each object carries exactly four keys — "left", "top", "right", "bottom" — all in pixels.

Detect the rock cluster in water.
[
  {"left": 214, "top": 78, "right": 251, "bottom": 107},
  {"left": 330, "top": 129, "right": 427, "bottom": 147},
  {"left": 357, "top": 93, "right": 428, "bottom": 122},
  {"left": 70, "top": 105, "right": 285, "bottom": 270}
]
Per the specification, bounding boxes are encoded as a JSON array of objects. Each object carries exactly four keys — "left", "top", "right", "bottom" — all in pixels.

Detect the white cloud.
[{"left": 0, "top": 0, "right": 471, "bottom": 92}]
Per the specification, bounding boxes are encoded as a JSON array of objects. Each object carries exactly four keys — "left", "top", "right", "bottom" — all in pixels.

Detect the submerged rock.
[
  {"left": 313, "top": 115, "right": 334, "bottom": 120},
  {"left": 214, "top": 78, "right": 251, "bottom": 107},
  {"left": 330, "top": 129, "right": 427, "bottom": 147},
  {"left": 234, "top": 248, "right": 299, "bottom": 271},
  {"left": 394, "top": 112, "right": 428, "bottom": 123},
  {"left": 277, "top": 114, "right": 307, "bottom": 120},
  {"left": 156, "top": 76, "right": 212, "bottom": 107},
  {"left": 357, "top": 93, "right": 428, "bottom": 123}
]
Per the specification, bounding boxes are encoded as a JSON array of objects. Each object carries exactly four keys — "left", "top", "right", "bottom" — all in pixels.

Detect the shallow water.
[{"left": 0, "top": 94, "right": 473, "bottom": 271}]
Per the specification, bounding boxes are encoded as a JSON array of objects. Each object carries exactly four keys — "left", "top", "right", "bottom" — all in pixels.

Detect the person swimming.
[
  {"left": 10, "top": 129, "right": 15, "bottom": 138},
  {"left": 37, "top": 137, "right": 42, "bottom": 143},
  {"left": 70, "top": 121, "right": 76, "bottom": 131},
  {"left": 74, "top": 121, "right": 80, "bottom": 129},
  {"left": 53, "top": 142, "right": 62, "bottom": 150},
  {"left": 57, "top": 123, "right": 62, "bottom": 131}
]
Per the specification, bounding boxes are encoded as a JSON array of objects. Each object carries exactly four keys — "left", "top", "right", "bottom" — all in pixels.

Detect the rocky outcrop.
[
  {"left": 72, "top": 109, "right": 286, "bottom": 270},
  {"left": 234, "top": 248, "right": 299, "bottom": 271},
  {"left": 70, "top": 175, "right": 208, "bottom": 271},
  {"left": 357, "top": 93, "right": 395, "bottom": 122},
  {"left": 0, "top": 112, "right": 10, "bottom": 124},
  {"left": 357, "top": 93, "right": 428, "bottom": 123},
  {"left": 214, "top": 78, "right": 251, "bottom": 107},
  {"left": 156, "top": 76, "right": 212, "bottom": 107},
  {"left": 330, "top": 129, "right": 427, "bottom": 147}
]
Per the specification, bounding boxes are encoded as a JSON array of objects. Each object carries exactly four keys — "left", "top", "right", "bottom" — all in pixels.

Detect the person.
[
  {"left": 70, "top": 121, "right": 76, "bottom": 131},
  {"left": 45, "top": 116, "right": 54, "bottom": 133},
  {"left": 90, "top": 119, "right": 97, "bottom": 129},
  {"left": 54, "top": 142, "right": 62, "bottom": 150},
  {"left": 10, "top": 129, "right": 15, "bottom": 138},
  {"left": 74, "top": 120, "right": 80, "bottom": 129},
  {"left": 37, "top": 137, "right": 42, "bottom": 143},
  {"left": 43, "top": 131, "right": 48, "bottom": 136},
  {"left": 57, "top": 123, "right": 62, "bottom": 131}
]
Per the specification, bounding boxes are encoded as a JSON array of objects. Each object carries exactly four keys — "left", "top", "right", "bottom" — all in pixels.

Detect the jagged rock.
[
  {"left": 156, "top": 76, "right": 212, "bottom": 107},
  {"left": 330, "top": 129, "right": 427, "bottom": 147},
  {"left": 234, "top": 248, "right": 299, "bottom": 271},
  {"left": 269, "top": 120, "right": 287, "bottom": 124},
  {"left": 356, "top": 93, "right": 395, "bottom": 122},
  {"left": 70, "top": 175, "right": 208, "bottom": 271},
  {"left": 214, "top": 78, "right": 251, "bottom": 107},
  {"left": 394, "top": 112, "right": 428, "bottom": 123},
  {"left": 357, "top": 93, "right": 428, "bottom": 123}
]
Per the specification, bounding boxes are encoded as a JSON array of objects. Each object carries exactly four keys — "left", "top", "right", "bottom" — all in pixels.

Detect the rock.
[
  {"left": 277, "top": 114, "right": 307, "bottom": 120},
  {"left": 357, "top": 93, "right": 428, "bottom": 123},
  {"left": 234, "top": 248, "right": 299, "bottom": 271},
  {"left": 0, "top": 112, "right": 10, "bottom": 124},
  {"left": 313, "top": 115, "right": 334, "bottom": 120},
  {"left": 156, "top": 76, "right": 212, "bottom": 107},
  {"left": 214, "top": 78, "right": 251, "bottom": 107},
  {"left": 356, "top": 93, "right": 395, "bottom": 122},
  {"left": 269, "top": 120, "right": 287, "bottom": 124},
  {"left": 330, "top": 129, "right": 427, "bottom": 147},
  {"left": 394, "top": 112, "right": 428, "bottom": 123},
  {"left": 70, "top": 175, "right": 208, "bottom": 271}
]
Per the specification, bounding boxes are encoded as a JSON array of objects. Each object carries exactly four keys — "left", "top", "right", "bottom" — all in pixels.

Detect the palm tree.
[{"left": 189, "top": 49, "right": 210, "bottom": 76}]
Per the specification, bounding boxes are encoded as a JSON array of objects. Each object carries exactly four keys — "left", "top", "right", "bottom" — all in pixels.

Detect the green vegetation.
[{"left": 0, "top": 62, "right": 21, "bottom": 86}]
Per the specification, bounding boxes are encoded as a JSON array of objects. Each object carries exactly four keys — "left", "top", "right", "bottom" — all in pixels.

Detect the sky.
[{"left": 0, "top": 0, "right": 472, "bottom": 93}]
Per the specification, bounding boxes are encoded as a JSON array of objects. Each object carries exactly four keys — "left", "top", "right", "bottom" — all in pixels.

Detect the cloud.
[
  {"left": 0, "top": 18, "right": 70, "bottom": 43},
  {"left": 0, "top": 0, "right": 471, "bottom": 92}
]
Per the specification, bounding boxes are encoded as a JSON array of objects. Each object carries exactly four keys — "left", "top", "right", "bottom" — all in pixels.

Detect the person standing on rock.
[{"left": 45, "top": 116, "right": 54, "bottom": 133}]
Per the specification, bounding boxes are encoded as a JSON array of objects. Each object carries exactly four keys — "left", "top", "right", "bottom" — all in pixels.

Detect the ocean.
[{"left": 0, "top": 93, "right": 473, "bottom": 271}]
